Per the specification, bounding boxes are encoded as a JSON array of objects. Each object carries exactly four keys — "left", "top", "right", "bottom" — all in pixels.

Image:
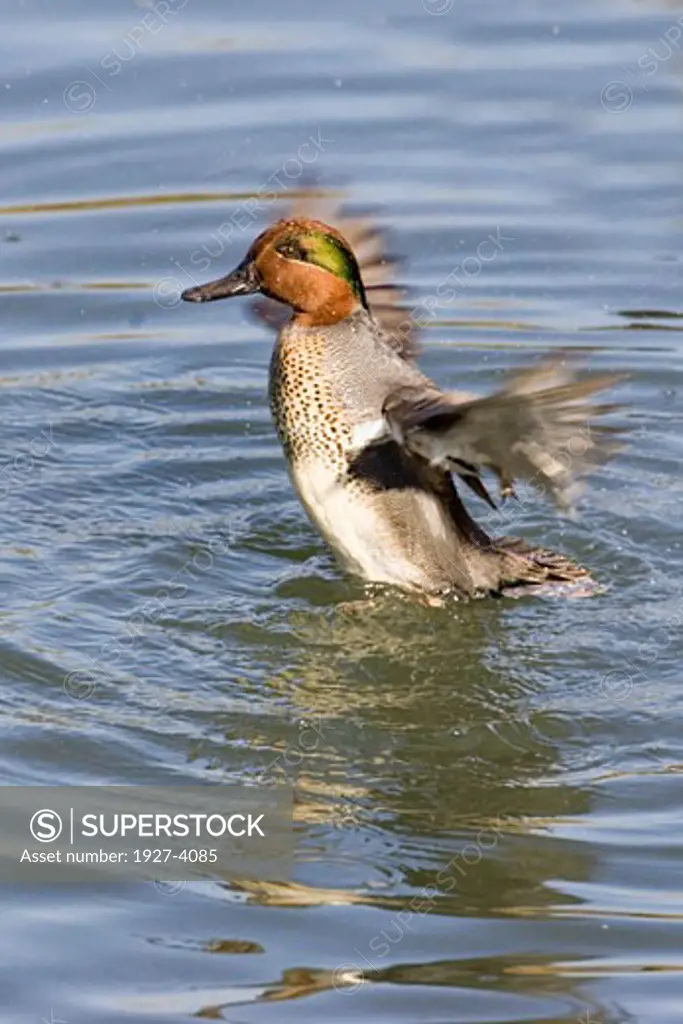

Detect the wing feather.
[
  {"left": 250, "top": 194, "right": 419, "bottom": 359},
  {"left": 382, "top": 356, "right": 626, "bottom": 511}
]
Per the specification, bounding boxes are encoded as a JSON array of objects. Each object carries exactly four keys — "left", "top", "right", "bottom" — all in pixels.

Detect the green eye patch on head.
[{"left": 276, "top": 230, "right": 367, "bottom": 306}]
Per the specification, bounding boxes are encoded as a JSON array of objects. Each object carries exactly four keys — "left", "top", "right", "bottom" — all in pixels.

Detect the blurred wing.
[
  {"left": 250, "top": 195, "right": 419, "bottom": 359},
  {"left": 382, "top": 356, "right": 626, "bottom": 512}
]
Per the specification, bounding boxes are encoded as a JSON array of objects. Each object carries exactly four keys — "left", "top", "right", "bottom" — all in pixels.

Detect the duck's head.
[{"left": 181, "top": 217, "right": 368, "bottom": 326}]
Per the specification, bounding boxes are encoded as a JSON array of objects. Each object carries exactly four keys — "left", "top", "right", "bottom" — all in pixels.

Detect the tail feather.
[{"left": 492, "top": 535, "right": 597, "bottom": 595}]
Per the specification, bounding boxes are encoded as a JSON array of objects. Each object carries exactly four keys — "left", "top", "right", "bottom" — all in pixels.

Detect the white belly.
[{"left": 290, "top": 459, "right": 449, "bottom": 590}]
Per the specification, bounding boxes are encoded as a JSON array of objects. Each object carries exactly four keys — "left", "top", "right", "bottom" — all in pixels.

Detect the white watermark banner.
[{"left": 0, "top": 786, "right": 293, "bottom": 883}]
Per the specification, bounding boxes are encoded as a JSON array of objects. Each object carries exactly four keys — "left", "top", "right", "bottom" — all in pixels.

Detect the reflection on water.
[{"left": 3, "top": 0, "right": 683, "bottom": 1022}]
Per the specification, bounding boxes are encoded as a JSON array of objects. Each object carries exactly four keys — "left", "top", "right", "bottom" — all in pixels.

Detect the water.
[{"left": 2, "top": 0, "right": 683, "bottom": 1020}]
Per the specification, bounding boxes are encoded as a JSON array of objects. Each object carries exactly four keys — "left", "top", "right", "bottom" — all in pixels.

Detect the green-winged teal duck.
[{"left": 181, "top": 201, "right": 623, "bottom": 599}]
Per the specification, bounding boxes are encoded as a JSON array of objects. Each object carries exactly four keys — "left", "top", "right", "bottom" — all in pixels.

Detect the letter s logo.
[{"left": 30, "top": 809, "right": 63, "bottom": 842}]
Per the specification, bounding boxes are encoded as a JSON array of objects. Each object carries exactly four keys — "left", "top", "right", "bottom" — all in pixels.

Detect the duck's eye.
[{"left": 276, "top": 238, "right": 308, "bottom": 262}]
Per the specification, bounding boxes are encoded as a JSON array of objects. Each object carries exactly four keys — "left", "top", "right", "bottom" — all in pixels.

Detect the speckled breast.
[{"left": 268, "top": 329, "right": 352, "bottom": 474}]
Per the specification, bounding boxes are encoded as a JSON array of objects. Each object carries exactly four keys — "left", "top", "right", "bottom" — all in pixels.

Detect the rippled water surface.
[{"left": 3, "top": 0, "right": 683, "bottom": 1021}]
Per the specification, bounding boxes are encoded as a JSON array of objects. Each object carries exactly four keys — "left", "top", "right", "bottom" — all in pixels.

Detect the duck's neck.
[{"left": 292, "top": 295, "right": 364, "bottom": 328}]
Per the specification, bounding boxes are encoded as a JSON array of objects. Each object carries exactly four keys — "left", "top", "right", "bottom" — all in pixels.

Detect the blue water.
[{"left": 2, "top": 0, "right": 683, "bottom": 1021}]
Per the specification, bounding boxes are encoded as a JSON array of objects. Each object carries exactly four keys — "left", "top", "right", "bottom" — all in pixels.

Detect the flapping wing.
[
  {"left": 251, "top": 194, "right": 419, "bottom": 359},
  {"left": 382, "top": 356, "right": 626, "bottom": 512}
]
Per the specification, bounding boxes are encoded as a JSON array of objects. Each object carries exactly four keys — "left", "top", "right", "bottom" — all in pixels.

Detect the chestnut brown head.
[{"left": 182, "top": 217, "right": 368, "bottom": 326}]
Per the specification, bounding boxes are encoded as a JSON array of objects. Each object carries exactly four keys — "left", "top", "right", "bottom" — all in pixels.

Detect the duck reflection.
[{"left": 194, "top": 589, "right": 604, "bottom": 1018}]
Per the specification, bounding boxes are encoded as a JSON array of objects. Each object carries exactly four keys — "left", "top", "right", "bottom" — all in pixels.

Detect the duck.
[{"left": 181, "top": 199, "right": 624, "bottom": 599}]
